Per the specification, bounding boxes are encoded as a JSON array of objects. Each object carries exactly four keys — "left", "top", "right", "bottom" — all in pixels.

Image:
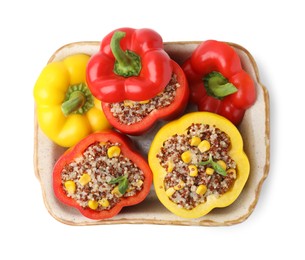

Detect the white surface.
[{"left": 0, "top": 0, "right": 303, "bottom": 259}]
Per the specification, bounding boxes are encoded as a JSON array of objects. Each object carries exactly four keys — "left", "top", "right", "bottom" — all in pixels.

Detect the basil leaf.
[
  {"left": 198, "top": 154, "right": 227, "bottom": 176},
  {"left": 109, "top": 175, "right": 129, "bottom": 195},
  {"left": 198, "top": 160, "right": 210, "bottom": 166},
  {"left": 108, "top": 175, "right": 126, "bottom": 184},
  {"left": 118, "top": 177, "right": 129, "bottom": 195},
  {"left": 211, "top": 161, "right": 227, "bottom": 176}
]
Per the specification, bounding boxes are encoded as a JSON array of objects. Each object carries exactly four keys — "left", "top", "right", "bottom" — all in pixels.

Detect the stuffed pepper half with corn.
[
  {"left": 148, "top": 112, "right": 249, "bottom": 218},
  {"left": 53, "top": 130, "right": 153, "bottom": 220}
]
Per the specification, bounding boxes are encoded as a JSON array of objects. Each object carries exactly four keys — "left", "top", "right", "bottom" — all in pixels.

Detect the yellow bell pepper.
[
  {"left": 33, "top": 54, "right": 111, "bottom": 147},
  {"left": 148, "top": 112, "right": 250, "bottom": 218}
]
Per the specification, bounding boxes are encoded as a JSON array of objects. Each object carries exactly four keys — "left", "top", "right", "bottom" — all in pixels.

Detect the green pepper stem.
[
  {"left": 61, "top": 83, "right": 94, "bottom": 116},
  {"left": 111, "top": 31, "right": 130, "bottom": 67},
  {"left": 61, "top": 91, "right": 85, "bottom": 116},
  {"left": 203, "top": 71, "right": 238, "bottom": 99},
  {"left": 110, "top": 31, "right": 141, "bottom": 77}
]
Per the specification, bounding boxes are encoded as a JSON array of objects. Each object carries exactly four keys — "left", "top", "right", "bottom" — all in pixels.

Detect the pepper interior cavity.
[
  {"left": 157, "top": 123, "right": 237, "bottom": 210},
  {"left": 61, "top": 141, "right": 145, "bottom": 211}
]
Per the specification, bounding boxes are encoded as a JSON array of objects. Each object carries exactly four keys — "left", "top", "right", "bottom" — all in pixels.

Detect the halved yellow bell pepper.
[
  {"left": 148, "top": 112, "right": 250, "bottom": 218},
  {"left": 33, "top": 54, "right": 111, "bottom": 147}
]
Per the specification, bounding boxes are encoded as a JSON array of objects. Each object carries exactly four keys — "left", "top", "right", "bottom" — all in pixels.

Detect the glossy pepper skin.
[
  {"left": 86, "top": 27, "right": 173, "bottom": 103},
  {"left": 102, "top": 60, "right": 189, "bottom": 135},
  {"left": 34, "top": 54, "right": 111, "bottom": 147},
  {"left": 53, "top": 131, "right": 153, "bottom": 220},
  {"left": 182, "top": 40, "right": 256, "bottom": 125},
  {"left": 148, "top": 112, "right": 250, "bottom": 218}
]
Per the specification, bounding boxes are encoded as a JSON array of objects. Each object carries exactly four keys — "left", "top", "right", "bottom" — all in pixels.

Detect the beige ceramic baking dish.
[{"left": 34, "top": 41, "right": 270, "bottom": 226}]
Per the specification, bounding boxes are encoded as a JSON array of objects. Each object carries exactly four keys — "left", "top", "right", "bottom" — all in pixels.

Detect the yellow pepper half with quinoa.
[
  {"left": 148, "top": 112, "right": 250, "bottom": 218},
  {"left": 33, "top": 54, "right": 111, "bottom": 147}
]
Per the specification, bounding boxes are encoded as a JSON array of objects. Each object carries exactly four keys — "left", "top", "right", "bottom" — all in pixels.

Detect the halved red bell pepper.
[
  {"left": 182, "top": 40, "right": 256, "bottom": 125},
  {"left": 86, "top": 27, "right": 172, "bottom": 103},
  {"left": 101, "top": 60, "right": 189, "bottom": 135},
  {"left": 53, "top": 130, "right": 152, "bottom": 220}
]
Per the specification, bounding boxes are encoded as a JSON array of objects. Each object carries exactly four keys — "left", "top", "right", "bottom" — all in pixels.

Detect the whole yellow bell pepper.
[
  {"left": 148, "top": 112, "right": 250, "bottom": 218},
  {"left": 34, "top": 54, "right": 111, "bottom": 147}
]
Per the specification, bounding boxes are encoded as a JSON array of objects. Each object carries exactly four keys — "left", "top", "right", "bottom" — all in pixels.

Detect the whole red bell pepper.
[
  {"left": 53, "top": 131, "right": 152, "bottom": 220},
  {"left": 182, "top": 40, "right": 256, "bottom": 125},
  {"left": 86, "top": 27, "right": 173, "bottom": 103},
  {"left": 101, "top": 60, "right": 189, "bottom": 135}
]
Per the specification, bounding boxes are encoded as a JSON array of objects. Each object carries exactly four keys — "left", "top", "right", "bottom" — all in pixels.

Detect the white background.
[{"left": 1, "top": 0, "right": 304, "bottom": 259}]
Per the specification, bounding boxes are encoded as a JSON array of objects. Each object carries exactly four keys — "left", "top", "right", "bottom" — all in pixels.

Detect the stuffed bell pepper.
[
  {"left": 53, "top": 131, "right": 153, "bottom": 220},
  {"left": 148, "top": 112, "right": 249, "bottom": 218},
  {"left": 86, "top": 28, "right": 189, "bottom": 135},
  {"left": 34, "top": 54, "right": 111, "bottom": 147},
  {"left": 182, "top": 40, "right": 256, "bottom": 125}
]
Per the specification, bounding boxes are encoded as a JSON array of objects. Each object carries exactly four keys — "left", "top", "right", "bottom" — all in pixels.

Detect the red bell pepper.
[
  {"left": 86, "top": 27, "right": 173, "bottom": 103},
  {"left": 101, "top": 60, "right": 189, "bottom": 135},
  {"left": 182, "top": 40, "right": 256, "bottom": 125},
  {"left": 53, "top": 131, "right": 152, "bottom": 220}
]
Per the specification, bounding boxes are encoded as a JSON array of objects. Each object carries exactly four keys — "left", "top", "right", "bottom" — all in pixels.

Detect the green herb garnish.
[
  {"left": 198, "top": 154, "right": 227, "bottom": 176},
  {"left": 108, "top": 175, "right": 129, "bottom": 194}
]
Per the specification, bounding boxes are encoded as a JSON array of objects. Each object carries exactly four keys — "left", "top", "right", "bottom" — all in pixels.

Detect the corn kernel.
[
  {"left": 111, "top": 186, "right": 123, "bottom": 197},
  {"left": 181, "top": 150, "right": 192, "bottom": 163},
  {"left": 206, "top": 167, "right": 215, "bottom": 175},
  {"left": 188, "top": 165, "right": 198, "bottom": 177},
  {"left": 190, "top": 136, "right": 201, "bottom": 146},
  {"left": 165, "top": 187, "right": 176, "bottom": 197},
  {"left": 139, "top": 100, "right": 150, "bottom": 104},
  {"left": 88, "top": 200, "right": 99, "bottom": 210},
  {"left": 167, "top": 159, "right": 175, "bottom": 173},
  {"left": 135, "top": 180, "right": 144, "bottom": 187},
  {"left": 196, "top": 184, "right": 207, "bottom": 195},
  {"left": 217, "top": 160, "right": 227, "bottom": 170},
  {"left": 198, "top": 140, "right": 211, "bottom": 153},
  {"left": 107, "top": 145, "right": 121, "bottom": 158},
  {"left": 126, "top": 187, "right": 134, "bottom": 192},
  {"left": 123, "top": 100, "right": 134, "bottom": 107},
  {"left": 174, "top": 180, "right": 185, "bottom": 190},
  {"left": 126, "top": 179, "right": 143, "bottom": 192},
  {"left": 99, "top": 198, "right": 110, "bottom": 208},
  {"left": 79, "top": 173, "right": 91, "bottom": 186},
  {"left": 64, "top": 180, "right": 76, "bottom": 194}
]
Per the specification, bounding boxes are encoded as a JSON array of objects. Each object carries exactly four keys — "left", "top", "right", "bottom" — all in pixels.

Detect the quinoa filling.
[
  {"left": 157, "top": 123, "right": 237, "bottom": 210},
  {"left": 110, "top": 74, "right": 180, "bottom": 125},
  {"left": 61, "top": 141, "right": 145, "bottom": 211}
]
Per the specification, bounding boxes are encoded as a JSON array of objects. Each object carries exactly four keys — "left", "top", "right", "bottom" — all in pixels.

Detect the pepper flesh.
[
  {"left": 53, "top": 131, "right": 153, "bottom": 220},
  {"left": 86, "top": 27, "right": 173, "bottom": 103},
  {"left": 182, "top": 40, "right": 256, "bottom": 125},
  {"left": 33, "top": 54, "right": 111, "bottom": 147},
  {"left": 148, "top": 112, "right": 250, "bottom": 218}
]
